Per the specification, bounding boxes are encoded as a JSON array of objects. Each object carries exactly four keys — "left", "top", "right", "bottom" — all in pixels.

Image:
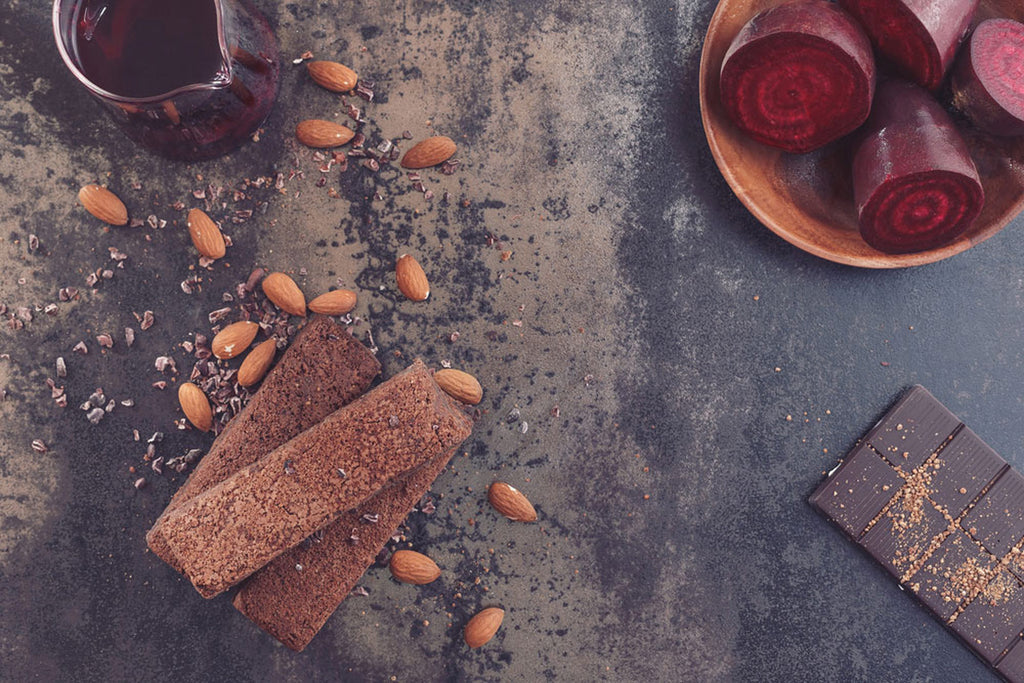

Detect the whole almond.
[
  {"left": 389, "top": 550, "right": 441, "bottom": 585},
  {"left": 307, "top": 60, "right": 358, "bottom": 92},
  {"left": 262, "top": 272, "right": 306, "bottom": 316},
  {"left": 237, "top": 338, "right": 277, "bottom": 387},
  {"left": 178, "top": 382, "right": 213, "bottom": 432},
  {"left": 308, "top": 289, "right": 357, "bottom": 315},
  {"left": 186, "top": 208, "right": 226, "bottom": 259},
  {"left": 434, "top": 369, "right": 483, "bottom": 405},
  {"left": 211, "top": 320, "right": 259, "bottom": 360},
  {"left": 400, "top": 136, "right": 457, "bottom": 169},
  {"left": 78, "top": 185, "right": 128, "bottom": 226},
  {"left": 395, "top": 254, "right": 430, "bottom": 301},
  {"left": 464, "top": 607, "right": 504, "bottom": 648},
  {"left": 488, "top": 482, "right": 537, "bottom": 522},
  {"left": 296, "top": 119, "right": 356, "bottom": 148}
]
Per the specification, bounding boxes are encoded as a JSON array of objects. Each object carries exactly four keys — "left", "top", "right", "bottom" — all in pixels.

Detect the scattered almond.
[
  {"left": 307, "top": 60, "right": 358, "bottom": 92},
  {"left": 389, "top": 550, "right": 441, "bottom": 585},
  {"left": 178, "top": 383, "right": 213, "bottom": 432},
  {"left": 308, "top": 289, "right": 357, "bottom": 315},
  {"left": 464, "top": 607, "right": 504, "bottom": 648},
  {"left": 296, "top": 119, "right": 356, "bottom": 148},
  {"left": 186, "top": 208, "right": 226, "bottom": 259},
  {"left": 262, "top": 272, "right": 306, "bottom": 316},
  {"left": 78, "top": 185, "right": 128, "bottom": 226},
  {"left": 237, "top": 338, "right": 277, "bottom": 387},
  {"left": 395, "top": 254, "right": 430, "bottom": 301},
  {"left": 400, "top": 136, "right": 457, "bottom": 169},
  {"left": 434, "top": 369, "right": 483, "bottom": 405},
  {"left": 211, "top": 320, "right": 259, "bottom": 360},
  {"left": 488, "top": 482, "right": 537, "bottom": 522}
]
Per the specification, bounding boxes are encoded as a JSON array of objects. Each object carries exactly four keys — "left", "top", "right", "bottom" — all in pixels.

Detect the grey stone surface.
[{"left": 0, "top": 1, "right": 1020, "bottom": 681}]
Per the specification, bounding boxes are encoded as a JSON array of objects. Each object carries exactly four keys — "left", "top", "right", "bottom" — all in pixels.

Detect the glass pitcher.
[{"left": 52, "top": 0, "right": 279, "bottom": 161}]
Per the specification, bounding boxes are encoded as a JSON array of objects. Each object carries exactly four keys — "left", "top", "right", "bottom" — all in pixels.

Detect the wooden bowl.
[{"left": 699, "top": 0, "right": 1024, "bottom": 268}]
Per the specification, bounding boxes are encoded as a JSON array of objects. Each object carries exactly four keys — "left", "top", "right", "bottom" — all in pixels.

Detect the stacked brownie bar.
[
  {"left": 148, "top": 315, "right": 383, "bottom": 567},
  {"left": 147, "top": 316, "right": 474, "bottom": 650}
]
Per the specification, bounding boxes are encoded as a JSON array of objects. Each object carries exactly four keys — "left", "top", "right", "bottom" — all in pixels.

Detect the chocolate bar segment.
[
  {"left": 810, "top": 385, "right": 1024, "bottom": 679},
  {"left": 951, "top": 569, "right": 1024, "bottom": 664},
  {"left": 808, "top": 443, "right": 903, "bottom": 539},
  {"left": 907, "top": 530, "right": 997, "bottom": 620},
  {"left": 861, "top": 493, "right": 948, "bottom": 580},
  {"left": 997, "top": 638, "right": 1024, "bottom": 682},
  {"left": 929, "top": 427, "right": 1006, "bottom": 519},
  {"left": 863, "top": 385, "right": 959, "bottom": 471},
  {"left": 151, "top": 360, "right": 473, "bottom": 597},
  {"left": 962, "top": 469, "right": 1024, "bottom": 557}
]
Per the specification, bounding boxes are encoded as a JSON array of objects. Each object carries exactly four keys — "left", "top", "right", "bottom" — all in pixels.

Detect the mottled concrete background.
[{"left": 3, "top": 1, "right": 1024, "bottom": 681}]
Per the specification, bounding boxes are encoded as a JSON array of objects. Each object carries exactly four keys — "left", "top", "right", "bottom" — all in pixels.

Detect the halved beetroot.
[
  {"left": 838, "top": 0, "right": 979, "bottom": 91},
  {"left": 951, "top": 18, "right": 1024, "bottom": 136},
  {"left": 852, "top": 79, "right": 983, "bottom": 254},
  {"left": 719, "top": 0, "right": 875, "bottom": 154}
]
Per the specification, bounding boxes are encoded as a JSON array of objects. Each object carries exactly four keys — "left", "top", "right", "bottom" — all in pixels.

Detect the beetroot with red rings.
[
  {"left": 852, "top": 79, "right": 983, "bottom": 254},
  {"left": 719, "top": 0, "right": 875, "bottom": 154},
  {"left": 838, "top": 0, "right": 979, "bottom": 91},
  {"left": 951, "top": 18, "right": 1024, "bottom": 137}
]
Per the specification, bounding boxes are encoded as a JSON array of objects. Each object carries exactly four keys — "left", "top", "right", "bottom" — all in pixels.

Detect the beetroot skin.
[
  {"left": 951, "top": 18, "right": 1024, "bottom": 136},
  {"left": 839, "top": 0, "right": 979, "bottom": 91},
  {"left": 852, "top": 80, "right": 983, "bottom": 254},
  {"left": 719, "top": 0, "right": 875, "bottom": 154}
]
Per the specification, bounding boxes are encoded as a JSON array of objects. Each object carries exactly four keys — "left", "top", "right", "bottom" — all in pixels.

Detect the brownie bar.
[
  {"left": 151, "top": 360, "right": 473, "bottom": 597},
  {"left": 147, "top": 315, "right": 381, "bottom": 568},
  {"left": 810, "top": 386, "right": 1024, "bottom": 681},
  {"left": 233, "top": 446, "right": 459, "bottom": 651}
]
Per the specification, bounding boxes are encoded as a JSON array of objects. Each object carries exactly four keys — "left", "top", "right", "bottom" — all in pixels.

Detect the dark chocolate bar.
[{"left": 810, "top": 386, "right": 1024, "bottom": 682}]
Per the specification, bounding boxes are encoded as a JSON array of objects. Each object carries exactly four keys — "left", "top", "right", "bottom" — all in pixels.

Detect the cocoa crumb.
[
  {"left": 208, "top": 307, "right": 232, "bottom": 324},
  {"left": 154, "top": 356, "right": 177, "bottom": 373}
]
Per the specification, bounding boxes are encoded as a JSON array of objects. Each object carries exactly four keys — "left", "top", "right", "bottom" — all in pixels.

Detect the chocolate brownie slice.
[
  {"left": 146, "top": 315, "right": 380, "bottom": 568},
  {"left": 151, "top": 360, "right": 473, "bottom": 597},
  {"left": 233, "top": 446, "right": 458, "bottom": 650}
]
